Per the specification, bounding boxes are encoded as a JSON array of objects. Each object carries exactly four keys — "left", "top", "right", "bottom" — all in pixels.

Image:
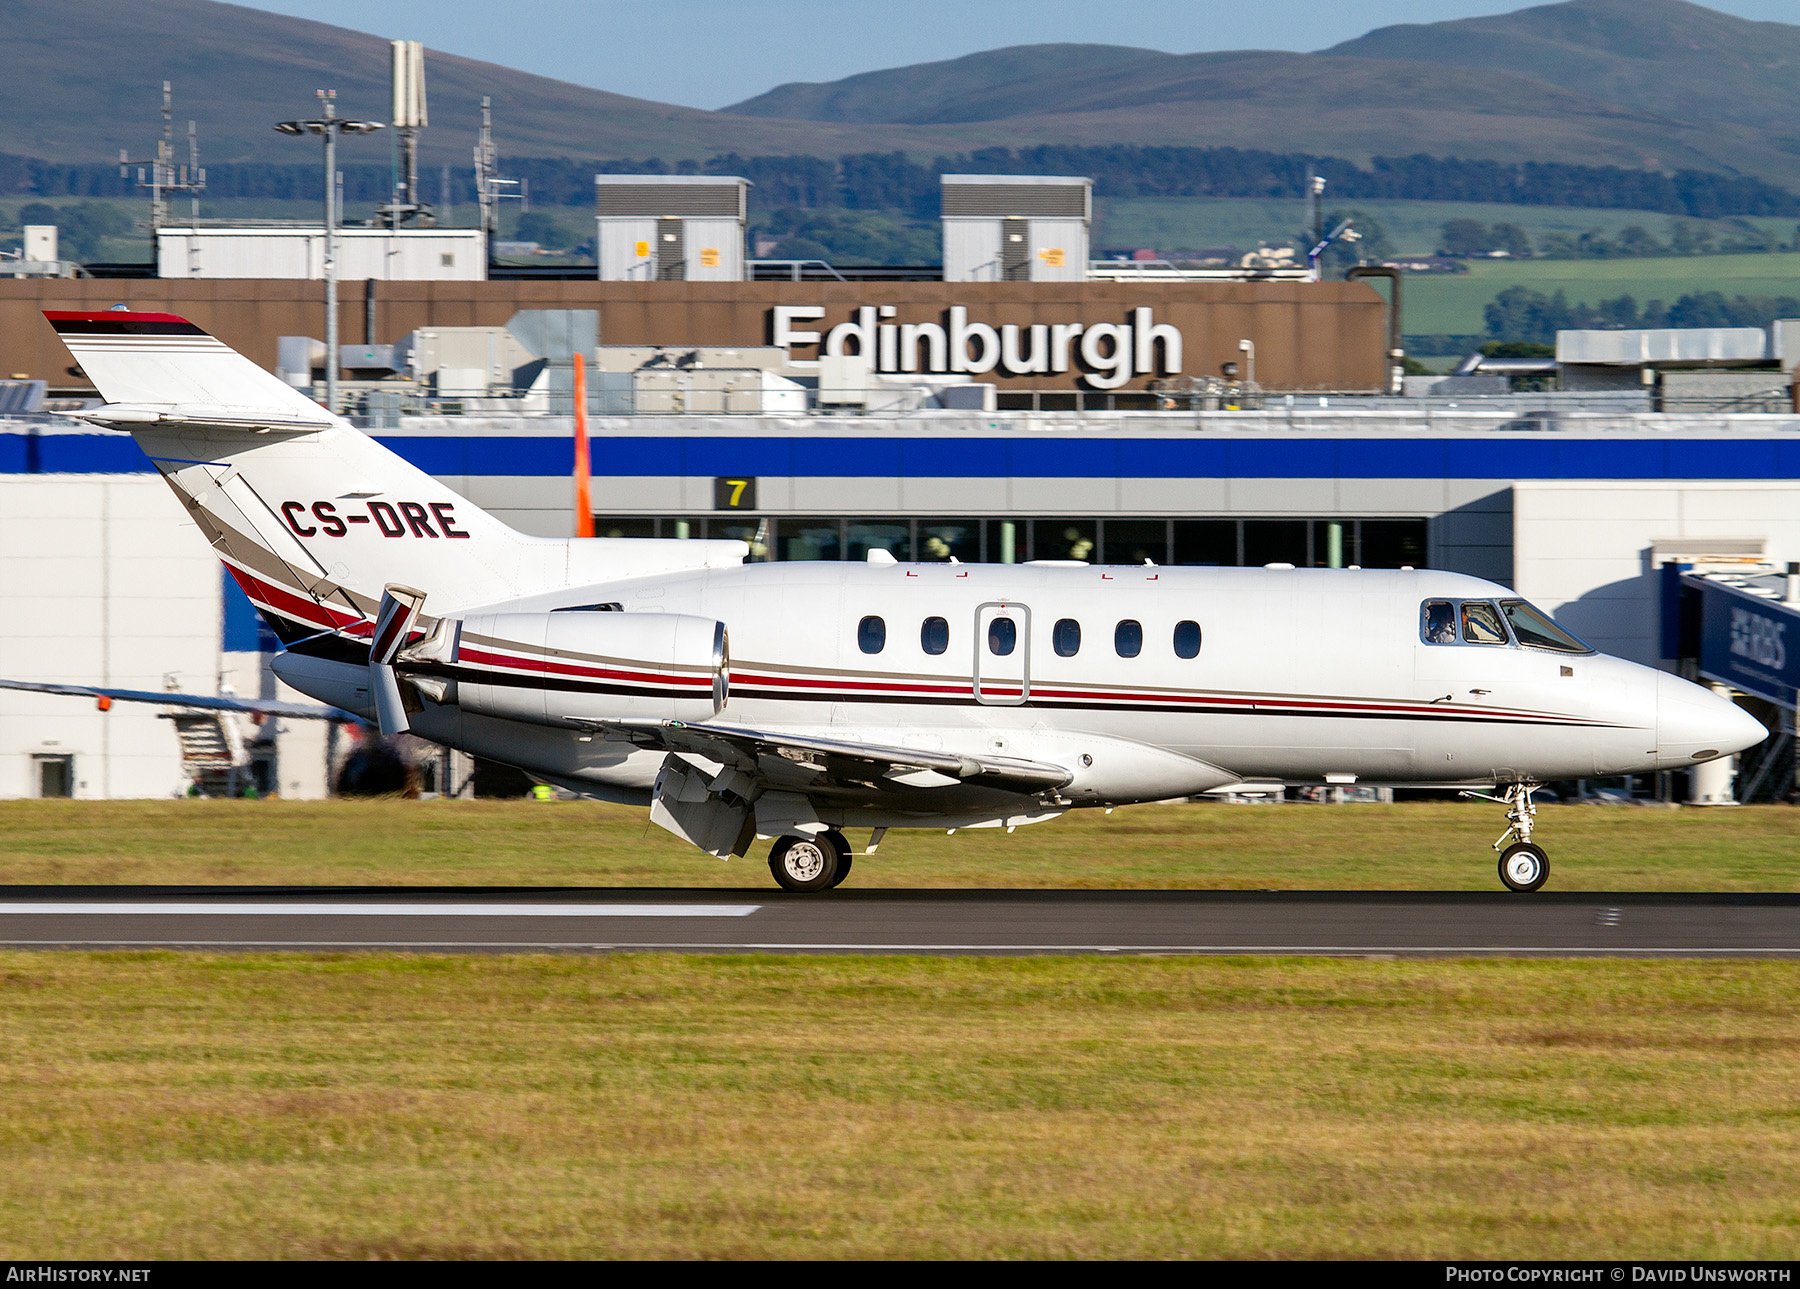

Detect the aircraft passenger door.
[{"left": 974, "top": 602, "right": 1030, "bottom": 705}]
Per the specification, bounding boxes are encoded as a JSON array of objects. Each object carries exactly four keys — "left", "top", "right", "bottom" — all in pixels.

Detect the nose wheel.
[
  {"left": 1499, "top": 842, "right": 1549, "bottom": 893},
  {"left": 1461, "top": 781, "right": 1550, "bottom": 892}
]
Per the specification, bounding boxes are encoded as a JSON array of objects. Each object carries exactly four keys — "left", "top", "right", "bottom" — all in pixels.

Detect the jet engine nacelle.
[{"left": 451, "top": 609, "right": 727, "bottom": 726}]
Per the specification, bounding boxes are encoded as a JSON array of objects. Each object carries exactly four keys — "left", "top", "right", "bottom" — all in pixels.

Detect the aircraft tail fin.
[
  {"left": 47, "top": 310, "right": 335, "bottom": 423},
  {"left": 44, "top": 310, "right": 744, "bottom": 648}
]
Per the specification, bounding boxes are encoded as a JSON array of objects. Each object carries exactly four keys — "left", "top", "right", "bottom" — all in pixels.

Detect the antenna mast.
[
  {"left": 120, "top": 81, "right": 205, "bottom": 231},
  {"left": 376, "top": 40, "right": 433, "bottom": 227},
  {"left": 472, "top": 96, "right": 520, "bottom": 252}
]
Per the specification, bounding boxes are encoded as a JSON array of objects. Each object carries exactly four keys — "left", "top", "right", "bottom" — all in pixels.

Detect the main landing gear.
[
  {"left": 1461, "top": 781, "right": 1550, "bottom": 893},
  {"left": 768, "top": 830, "right": 853, "bottom": 893}
]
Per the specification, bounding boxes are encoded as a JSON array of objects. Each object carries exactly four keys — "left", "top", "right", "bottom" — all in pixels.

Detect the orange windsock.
[{"left": 572, "top": 351, "right": 593, "bottom": 538}]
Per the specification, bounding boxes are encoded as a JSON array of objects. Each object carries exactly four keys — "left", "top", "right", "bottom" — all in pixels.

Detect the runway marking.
[{"left": 0, "top": 902, "right": 761, "bottom": 919}]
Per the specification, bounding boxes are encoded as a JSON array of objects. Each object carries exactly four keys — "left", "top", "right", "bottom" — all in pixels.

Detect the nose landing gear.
[{"left": 1461, "top": 781, "right": 1549, "bottom": 892}]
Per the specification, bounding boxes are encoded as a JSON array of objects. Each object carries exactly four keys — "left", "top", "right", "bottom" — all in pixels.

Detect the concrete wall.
[
  {"left": 1513, "top": 481, "right": 1800, "bottom": 665},
  {"left": 0, "top": 474, "right": 332, "bottom": 800}
]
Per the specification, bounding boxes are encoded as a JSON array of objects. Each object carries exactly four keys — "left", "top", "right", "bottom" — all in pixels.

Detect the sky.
[{"left": 233, "top": 0, "right": 1800, "bottom": 112}]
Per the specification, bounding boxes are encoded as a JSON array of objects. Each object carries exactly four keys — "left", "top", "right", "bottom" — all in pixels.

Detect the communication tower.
[
  {"left": 375, "top": 40, "right": 434, "bottom": 227},
  {"left": 119, "top": 82, "right": 206, "bottom": 231},
  {"left": 472, "top": 96, "right": 522, "bottom": 248}
]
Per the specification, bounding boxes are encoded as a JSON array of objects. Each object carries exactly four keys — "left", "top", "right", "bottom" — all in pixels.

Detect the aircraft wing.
[
  {"left": 592, "top": 718, "right": 1072, "bottom": 795},
  {"left": 0, "top": 678, "right": 358, "bottom": 722}
]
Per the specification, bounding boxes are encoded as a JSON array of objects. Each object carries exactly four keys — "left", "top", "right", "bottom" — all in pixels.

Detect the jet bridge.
[{"left": 1661, "top": 559, "right": 1797, "bottom": 802}]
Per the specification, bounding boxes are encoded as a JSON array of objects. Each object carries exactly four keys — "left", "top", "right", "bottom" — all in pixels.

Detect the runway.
[{"left": 0, "top": 887, "right": 1798, "bottom": 955}]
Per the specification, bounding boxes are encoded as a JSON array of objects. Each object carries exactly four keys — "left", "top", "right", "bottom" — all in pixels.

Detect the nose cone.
[{"left": 1655, "top": 672, "right": 1767, "bottom": 767}]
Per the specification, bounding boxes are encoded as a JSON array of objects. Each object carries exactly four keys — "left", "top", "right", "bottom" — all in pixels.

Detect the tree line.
[
  {"left": 1438, "top": 217, "right": 1794, "bottom": 260},
  {"left": 5, "top": 145, "right": 1797, "bottom": 220},
  {"left": 1483, "top": 288, "right": 1800, "bottom": 345}
]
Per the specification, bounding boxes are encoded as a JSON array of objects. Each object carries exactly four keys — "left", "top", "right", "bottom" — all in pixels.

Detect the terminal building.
[{"left": 0, "top": 174, "right": 1795, "bottom": 802}]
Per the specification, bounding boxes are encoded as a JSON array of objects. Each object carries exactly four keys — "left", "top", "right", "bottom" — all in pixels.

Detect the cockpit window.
[
  {"left": 1461, "top": 601, "right": 1509, "bottom": 645},
  {"left": 1422, "top": 601, "right": 1456, "bottom": 644},
  {"left": 1501, "top": 600, "right": 1593, "bottom": 654}
]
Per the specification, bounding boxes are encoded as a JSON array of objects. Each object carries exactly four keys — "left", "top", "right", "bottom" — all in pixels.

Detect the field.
[
  {"left": 1094, "top": 195, "right": 1798, "bottom": 260},
  {"left": 4, "top": 801, "right": 1799, "bottom": 1258},
  {"left": 1403, "top": 252, "right": 1800, "bottom": 337},
  {"left": 0, "top": 797, "right": 1797, "bottom": 890},
  {"left": 3, "top": 952, "right": 1799, "bottom": 1258}
]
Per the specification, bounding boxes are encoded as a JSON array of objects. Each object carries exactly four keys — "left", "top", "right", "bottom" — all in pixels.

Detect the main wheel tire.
[
  {"left": 822, "top": 831, "right": 853, "bottom": 889},
  {"left": 768, "top": 834, "right": 841, "bottom": 893},
  {"left": 1498, "top": 842, "right": 1550, "bottom": 893}
]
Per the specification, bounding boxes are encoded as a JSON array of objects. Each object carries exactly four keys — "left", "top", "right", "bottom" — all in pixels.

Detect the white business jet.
[{"left": 22, "top": 309, "right": 1765, "bottom": 893}]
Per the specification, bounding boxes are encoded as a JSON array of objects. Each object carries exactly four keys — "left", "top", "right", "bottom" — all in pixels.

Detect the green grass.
[
  {"left": 1, "top": 798, "right": 1795, "bottom": 891},
  {"left": 1094, "top": 195, "right": 1798, "bottom": 259},
  {"left": 1403, "top": 251, "right": 1800, "bottom": 336},
  {"left": 2, "top": 952, "right": 1798, "bottom": 1257}
]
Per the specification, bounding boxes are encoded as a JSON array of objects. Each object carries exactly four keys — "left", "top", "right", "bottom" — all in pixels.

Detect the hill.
[
  {"left": 0, "top": 0, "right": 964, "bottom": 166},
  {"left": 725, "top": 44, "right": 1172, "bottom": 123},
  {"left": 723, "top": 1, "right": 1800, "bottom": 189},
  {"left": 7, "top": 0, "right": 1800, "bottom": 197},
  {"left": 1327, "top": 0, "right": 1800, "bottom": 134}
]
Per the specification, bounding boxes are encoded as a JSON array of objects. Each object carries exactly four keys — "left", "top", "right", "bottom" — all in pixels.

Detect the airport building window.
[
  {"left": 1359, "top": 520, "right": 1428, "bottom": 570},
  {"left": 779, "top": 519, "right": 841, "bottom": 562},
  {"left": 921, "top": 616, "right": 949, "bottom": 655},
  {"left": 1243, "top": 520, "right": 1309, "bottom": 568},
  {"left": 1033, "top": 520, "right": 1096, "bottom": 563},
  {"left": 1173, "top": 620, "right": 1201, "bottom": 658},
  {"left": 1100, "top": 520, "right": 1166, "bottom": 566},
  {"left": 988, "top": 616, "right": 1017, "bottom": 656},
  {"left": 858, "top": 615, "right": 886, "bottom": 654},
  {"left": 1115, "top": 619, "right": 1143, "bottom": 658},
  {"left": 919, "top": 522, "right": 980, "bottom": 563},
  {"left": 595, "top": 517, "right": 657, "bottom": 540},
  {"left": 847, "top": 521, "right": 911, "bottom": 563},
  {"left": 1172, "top": 520, "right": 1237, "bottom": 566},
  {"left": 617, "top": 516, "right": 1430, "bottom": 569},
  {"left": 1053, "top": 618, "right": 1081, "bottom": 657}
]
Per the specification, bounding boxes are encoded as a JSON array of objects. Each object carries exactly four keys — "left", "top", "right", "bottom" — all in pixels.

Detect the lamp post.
[{"left": 275, "top": 91, "right": 383, "bottom": 415}]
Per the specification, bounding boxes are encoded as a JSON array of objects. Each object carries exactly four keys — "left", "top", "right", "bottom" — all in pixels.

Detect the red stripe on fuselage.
[{"left": 456, "top": 645, "right": 712, "bottom": 689}]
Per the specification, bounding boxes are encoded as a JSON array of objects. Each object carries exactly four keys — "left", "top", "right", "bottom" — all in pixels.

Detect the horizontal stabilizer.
[
  {"left": 75, "top": 402, "right": 335, "bottom": 434},
  {"left": 45, "top": 310, "right": 334, "bottom": 420},
  {"left": 0, "top": 677, "right": 358, "bottom": 722}
]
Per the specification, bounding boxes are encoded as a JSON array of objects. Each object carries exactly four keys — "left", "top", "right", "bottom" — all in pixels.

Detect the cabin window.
[
  {"left": 1461, "top": 601, "right": 1509, "bottom": 645},
  {"left": 1115, "top": 619, "right": 1143, "bottom": 658},
  {"left": 1173, "top": 620, "right": 1201, "bottom": 658},
  {"left": 1501, "top": 600, "right": 1592, "bottom": 654},
  {"left": 1422, "top": 600, "right": 1456, "bottom": 644},
  {"left": 1053, "top": 618, "right": 1081, "bottom": 657},
  {"left": 858, "top": 615, "right": 886, "bottom": 654},
  {"left": 921, "top": 616, "right": 949, "bottom": 655},
  {"left": 988, "top": 616, "right": 1017, "bottom": 656}
]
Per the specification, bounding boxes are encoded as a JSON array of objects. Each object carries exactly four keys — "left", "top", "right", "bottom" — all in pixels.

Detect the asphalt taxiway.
[{"left": 0, "top": 887, "right": 1797, "bottom": 955}]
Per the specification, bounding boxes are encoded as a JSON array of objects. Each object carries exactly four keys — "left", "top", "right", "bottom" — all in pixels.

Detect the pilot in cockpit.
[{"left": 1424, "top": 601, "right": 1457, "bottom": 643}]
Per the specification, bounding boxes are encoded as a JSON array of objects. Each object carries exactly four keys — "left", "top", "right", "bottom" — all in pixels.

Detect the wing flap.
[{"left": 594, "top": 718, "right": 1071, "bottom": 794}]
